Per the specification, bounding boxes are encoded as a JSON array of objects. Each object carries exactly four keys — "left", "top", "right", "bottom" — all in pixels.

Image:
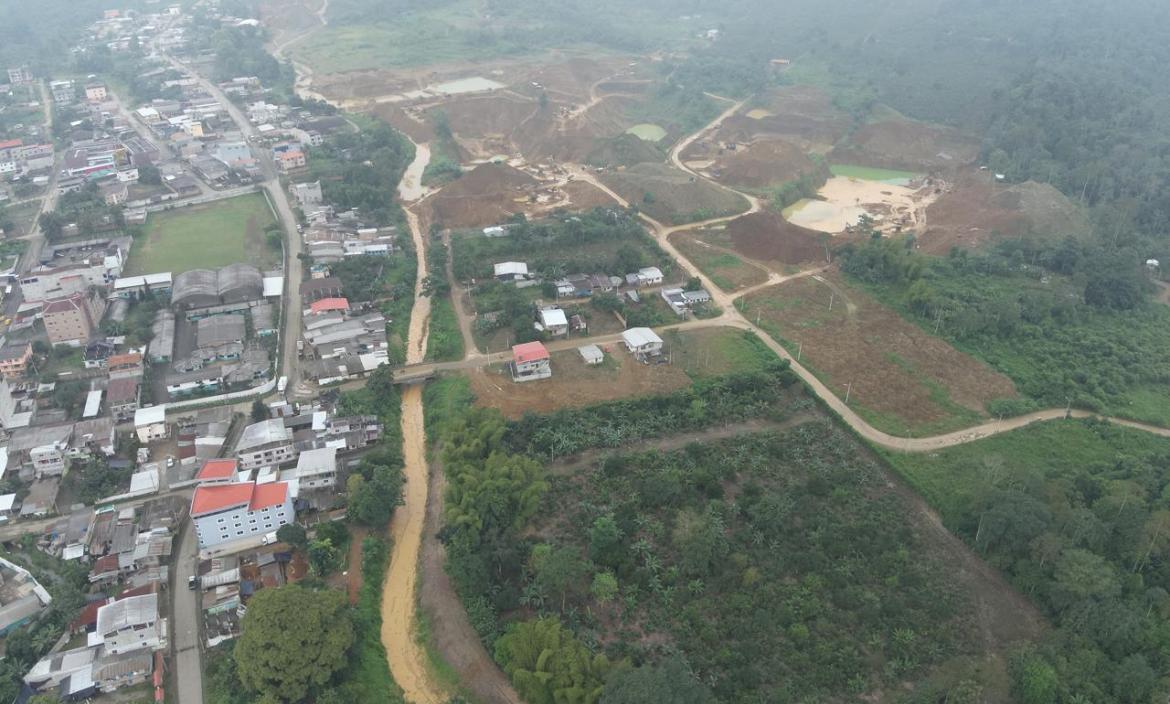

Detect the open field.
[
  {"left": 740, "top": 272, "right": 1019, "bottom": 435},
  {"left": 683, "top": 137, "right": 827, "bottom": 192},
  {"left": 710, "top": 211, "right": 829, "bottom": 270},
  {"left": 625, "top": 123, "right": 666, "bottom": 142},
  {"left": 467, "top": 327, "right": 775, "bottom": 417},
  {"left": 668, "top": 232, "right": 770, "bottom": 291},
  {"left": 715, "top": 85, "right": 852, "bottom": 152},
  {"left": 125, "top": 193, "right": 280, "bottom": 275},
  {"left": 829, "top": 116, "right": 979, "bottom": 172},
  {"left": 599, "top": 162, "right": 750, "bottom": 225}
]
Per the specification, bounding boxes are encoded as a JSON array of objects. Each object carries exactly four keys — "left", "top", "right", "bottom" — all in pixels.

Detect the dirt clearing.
[
  {"left": 599, "top": 162, "right": 750, "bottom": 225},
  {"left": 683, "top": 138, "right": 827, "bottom": 191},
  {"left": 741, "top": 271, "right": 1018, "bottom": 435},
  {"left": 669, "top": 232, "right": 770, "bottom": 291},
  {"left": 424, "top": 164, "right": 538, "bottom": 229},
  {"left": 920, "top": 172, "right": 1091, "bottom": 254},
  {"left": 716, "top": 85, "right": 851, "bottom": 151},
  {"left": 784, "top": 175, "right": 939, "bottom": 234}
]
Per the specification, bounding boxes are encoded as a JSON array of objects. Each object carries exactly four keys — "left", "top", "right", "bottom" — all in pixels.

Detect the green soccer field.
[{"left": 125, "top": 193, "right": 282, "bottom": 275}]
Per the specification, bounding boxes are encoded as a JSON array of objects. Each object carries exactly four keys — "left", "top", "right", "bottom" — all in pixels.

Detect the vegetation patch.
[
  {"left": 828, "top": 163, "right": 920, "bottom": 185},
  {"left": 885, "top": 418, "right": 1170, "bottom": 704},
  {"left": 125, "top": 193, "right": 280, "bottom": 275},
  {"left": 625, "top": 123, "right": 667, "bottom": 142},
  {"left": 668, "top": 232, "right": 769, "bottom": 292},
  {"left": 599, "top": 163, "right": 750, "bottom": 226}
]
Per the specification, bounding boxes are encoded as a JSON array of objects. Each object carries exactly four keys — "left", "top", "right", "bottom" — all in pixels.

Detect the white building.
[
  {"left": 94, "top": 593, "right": 166, "bottom": 655},
  {"left": 288, "top": 447, "right": 337, "bottom": 490},
  {"left": 636, "top": 266, "right": 664, "bottom": 287},
  {"left": 494, "top": 261, "right": 529, "bottom": 283},
  {"left": 235, "top": 419, "right": 295, "bottom": 470},
  {"left": 190, "top": 481, "right": 294, "bottom": 548},
  {"left": 621, "top": 327, "right": 663, "bottom": 357},
  {"left": 511, "top": 341, "right": 551, "bottom": 383},
  {"left": 134, "top": 406, "right": 168, "bottom": 444},
  {"left": 535, "top": 307, "right": 568, "bottom": 337}
]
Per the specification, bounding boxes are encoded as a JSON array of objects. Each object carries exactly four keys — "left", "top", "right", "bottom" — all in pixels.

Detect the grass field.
[
  {"left": 668, "top": 232, "right": 769, "bottom": 291},
  {"left": 828, "top": 164, "right": 920, "bottom": 184},
  {"left": 125, "top": 193, "right": 281, "bottom": 275},
  {"left": 739, "top": 273, "right": 1017, "bottom": 435}
]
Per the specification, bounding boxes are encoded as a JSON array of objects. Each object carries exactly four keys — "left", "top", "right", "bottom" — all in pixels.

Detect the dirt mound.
[
  {"left": 599, "top": 163, "right": 750, "bottom": 226},
  {"left": 514, "top": 95, "right": 643, "bottom": 163},
  {"left": 424, "top": 163, "right": 538, "bottom": 229},
  {"left": 710, "top": 139, "right": 826, "bottom": 190},
  {"left": 921, "top": 174, "right": 1089, "bottom": 254},
  {"left": 585, "top": 133, "right": 664, "bottom": 167},
  {"left": 723, "top": 211, "right": 828, "bottom": 267},
  {"left": 831, "top": 118, "right": 979, "bottom": 172},
  {"left": 561, "top": 180, "right": 619, "bottom": 210},
  {"left": 423, "top": 95, "right": 537, "bottom": 159},
  {"left": 718, "top": 85, "right": 850, "bottom": 150}
]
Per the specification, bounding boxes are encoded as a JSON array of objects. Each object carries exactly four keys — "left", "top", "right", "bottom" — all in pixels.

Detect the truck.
[
  {"left": 261, "top": 531, "right": 279, "bottom": 546},
  {"left": 277, "top": 376, "right": 288, "bottom": 393}
]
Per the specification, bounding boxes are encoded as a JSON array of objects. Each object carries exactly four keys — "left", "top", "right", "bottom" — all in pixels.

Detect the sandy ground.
[
  {"left": 785, "top": 176, "right": 938, "bottom": 234},
  {"left": 381, "top": 142, "right": 447, "bottom": 704}
]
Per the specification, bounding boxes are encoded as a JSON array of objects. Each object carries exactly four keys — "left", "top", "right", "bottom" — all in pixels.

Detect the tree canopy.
[{"left": 234, "top": 586, "right": 354, "bottom": 702}]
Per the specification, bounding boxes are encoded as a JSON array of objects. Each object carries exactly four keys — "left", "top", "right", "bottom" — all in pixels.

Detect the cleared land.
[
  {"left": 829, "top": 116, "right": 979, "bottom": 172},
  {"left": 467, "top": 327, "right": 773, "bottom": 417},
  {"left": 668, "top": 232, "right": 770, "bottom": 291},
  {"left": 683, "top": 138, "right": 826, "bottom": 192},
  {"left": 784, "top": 175, "right": 940, "bottom": 234},
  {"left": 125, "top": 193, "right": 280, "bottom": 275},
  {"left": 599, "top": 163, "right": 750, "bottom": 225},
  {"left": 740, "top": 272, "right": 1019, "bottom": 435}
]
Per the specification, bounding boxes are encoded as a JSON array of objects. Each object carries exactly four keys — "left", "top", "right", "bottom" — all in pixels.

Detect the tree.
[
  {"left": 531, "top": 543, "right": 590, "bottom": 612},
  {"left": 494, "top": 618, "right": 614, "bottom": 704},
  {"left": 591, "top": 572, "right": 618, "bottom": 605},
  {"left": 601, "top": 657, "right": 714, "bottom": 704},
  {"left": 307, "top": 539, "right": 340, "bottom": 577},
  {"left": 276, "top": 523, "right": 307, "bottom": 550},
  {"left": 235, "top": 586, "right": 354, "bottom": 703},
  {"left": 588, "top": 515, "right": 624, "bottom": 568},
  {"left": 251, "top": 400, "right": 268, "bottom": 423},
  {"left": 346, "top": 463, "right": 405, "bottom": 527},
  {"left": 1009, "top": 650, "right": 1058, "bottom": 704}
]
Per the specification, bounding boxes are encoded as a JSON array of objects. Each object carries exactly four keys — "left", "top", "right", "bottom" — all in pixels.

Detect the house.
[
  {"left": 85, "top": 84, "right": 108, "bottom": 102},
  {"left": 289, "top": 446, "right": 337, "bottom": 490},
  {"left": 276, "top": 151, "right": 306, "bottom": 173},
  {"left": 309, "top": 297, "right": 350, "bottom": 316},
  {"left": 101, "top": 182, "right": 128, "bottom": 206},
  {"left": 42, "top": 292, "right": 106, "bottom": 345},
  {"left": 106, "top": 377, "right": 140, "bottom": 421},
  {"left": 0, "top": 556, "right": 52, "bottom": 635},
  {"left": 107, "top": 352, "right": 144, "bottom": 379},
  {"left": 621, "top": 327, "right": 663, "bottom": 357},
  {"left": 83, "top": 339, "right": 116, "bottom": 368},
  {"left": 1146, "top": 258, "right": 1160, "bottom": 270},
  {"left": 483, "top": 226, "right": 509, "bottom": 237},
  {"left": 589, "top": 273, "right": 614, "bottom": 293},
  {"left": 569, "top": 314, "right": 587, "bottom": 332},
  {"left": 578, "top": 344, "right": 604, "bottom": 365},
  {"left": 0, "top": 342, "right": 32, "bottom": 379},
  {"left": 235, "top": 419, "right": 295, "bottom": 470},
  {"left": 94, "top": 593, "right": 166, "bottom": 655},
  {"left": 195, "top": 458, "right": 239, "bottom": 485},
  {"left": 510, "top": 341, "right": 551, "bottom": 383},
  {"left": 134, "top": 406, "right": 168, "bottom": 444},
  {"left": 635, "top": 266, "right": 664, "bottom": 287},
  {"left": 494, "top": 262, "right": 530, "bottom": 283},
  {"left": 683, "top": 289, "right": 712, "bottom": 306},
  {"left": 301, "top": 277, "right": 344, "bottom": 302},
  {"left": 535, "top": 307, "right": 569, "bottom": 337},
  {"left": 190, "top": 481, "right": 294, "bottom": 548},
  {"left": 50, "top": 80, "right": 75, "bottom": 104},
  {"left": 0, "top": 493, "right": 18, "bottom": 520},
  {"left": 661, "top": 287, "right": 689, "bottom": 316}
]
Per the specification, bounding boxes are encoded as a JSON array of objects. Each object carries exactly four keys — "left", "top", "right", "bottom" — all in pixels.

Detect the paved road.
[
  {"left": 159, "top": 52, "right": 306, "bottom": 399},
  {"left": 172, "top": 520, "right": 203, "bottom": 704}
]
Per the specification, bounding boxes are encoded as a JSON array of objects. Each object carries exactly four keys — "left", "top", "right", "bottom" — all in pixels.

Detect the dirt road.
[{"left": 380, "top": 143, "right": 448, "bottom": 704}]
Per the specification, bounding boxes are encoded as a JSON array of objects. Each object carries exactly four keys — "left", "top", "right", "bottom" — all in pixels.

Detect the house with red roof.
[
  {"left": 194, "top": 458, "right": 238, "bottom": 484},
  {"left": 308, "top": 297, "right": 349, "bottom": 315},
  {"left": 190, "top": 481, "right": 293, "bottom": 549},
  {"left": 510, "top": 341, "right": 551, "bottom": 382}
]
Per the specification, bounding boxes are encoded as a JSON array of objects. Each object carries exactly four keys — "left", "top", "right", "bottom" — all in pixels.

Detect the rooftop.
[
  {"left": 134, "top": 405, "right": 167, "bottom": 427},
  {"left": 237, "top": 418, "right": 292, "bottom": 452},
  {"left": 96, "top": 593, "right": 157, "bottom": 634},
  {"left": 309, "top": 297, "right": 349, "bottom": 315},
  {"left": 196, "top": 458, "right": 238, "bottom": 482},
  {"left": 513, "top": 341, "right": 550, "bottom": 364},
  {"left": 190, "top": 483, "right": 254, "bottom": 517}
]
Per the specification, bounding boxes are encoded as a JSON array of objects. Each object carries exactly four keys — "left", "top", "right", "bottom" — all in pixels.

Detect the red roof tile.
[
  {"left": 92, "top": 554, "right": 119, "bottom": 574},
  {"left": 107, "top": 353, "right": 142, "bottom": 368},
  {"left": 191, "top": 483, "right": 254, "bottom": 517},
  {"left": 0, "top": 139, "right": 22, "bottom": 150},
  {"left": 512, "top": 341, "right": 549, "bottom": 364},
  {"left": 70, "top": 598, "right": 108, "bottom": 631},
  {"left": 309, "top": 297, "right": 350, "bottom": 314},
  {"left": 195, "top": 458, "right": 238, "bottom": 482},
  {"left": 249, "top": 482, "right": 288, "bottom": 511},
  {"left": 116, "top": 584, "right": 157, "bottom": 601}
]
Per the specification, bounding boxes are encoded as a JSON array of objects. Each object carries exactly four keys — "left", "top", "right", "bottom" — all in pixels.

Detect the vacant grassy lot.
[
  {"left": 668, "top": 231, "right": 769, "bottom": 291},
  {"left": 828, "top": 163, "right": 920, "bottom": 183},
  {"left": 125, "top": 193, "right": 281, "bottom": 275},
  {"left": 599, "top": 163, "right": 751, "bottom": 225},
  {"left": 740, "top": 272, "right": 1018, "bottom": 435}
]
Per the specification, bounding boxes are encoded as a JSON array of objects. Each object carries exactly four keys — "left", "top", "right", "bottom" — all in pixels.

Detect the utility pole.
[
  {"left": 828, "top": 292, "right": 835, "bottom": 312},
  {"left": 844, "top": 382, "right": 852, "bottom": 404},
  {"left": 796, "top": 341, "right": 802, "bottom": 361}
]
